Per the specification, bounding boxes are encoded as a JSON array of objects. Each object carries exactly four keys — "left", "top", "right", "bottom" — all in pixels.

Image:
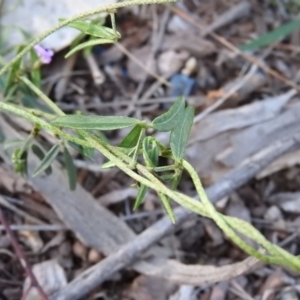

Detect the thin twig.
[
  {"left": 0, "top": 207, "right": 48, "bottom": 300},
  {"left": 167, "top": 4, "right": 300, "bottom": 92},
  {"left": 193, "top": 65, "right": 258, "bottom": 124},
  {"left": 0, "top": 224, "right": 66, "bottom": 231}
]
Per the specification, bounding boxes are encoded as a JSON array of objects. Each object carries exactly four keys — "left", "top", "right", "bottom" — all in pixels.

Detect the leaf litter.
[{"left": 2, "top": 0, "right": 300, "bottom": 299}]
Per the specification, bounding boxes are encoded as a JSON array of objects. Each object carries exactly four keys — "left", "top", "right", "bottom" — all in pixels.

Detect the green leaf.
[
  {"left": 240, "top": 17, "right": 300, "bottom": 51},
  {"left": 143, "top": 137, "right": 159, "bottom": 167},
  {"left": 29, "top": 49, "right": 41, "bottom": 88},
  {"left": 133, "top": 184, "right": 148, "bottom": 210},
  {"left": 82, "top": 146, "right": 95, "bottom": 158},
  {"left": 158, "top": 193, "right": 175, "bottom": 223},
  {"left": 152, "top": 97, "right": 185, "bottom": 132},
  {"left": 71, "top": 32, "right": 86, "bottom": 49},
  {"left": 65, "top": 38, "right": 115, "bottom": 58},
  {"left": 119, "top": 125, "right": 143, "bottom": 148},
  {"left": 64, "top": 19, "right": 119, "bottom": 39},
  {"left": 0, "top": 126, "right": 4, "bottom": 143},
  {"left": 51, "top": 115, "right": 141, "bottom": 130},
  {"left": 31, "top": 144, "right": 52, "bottom": 175},
  {"left": 63, "top": 146, "right": 77, "bottom": 190},
  {"left": 32, "top": 144, "right": 60, "bottom": 177},
  {"left": 102, "top": 160, "right": 117, "bottom": 169},
  {"left": 170, "top": 106, "right": 194, "bottom": 161},
  {"left": 21, "top": 94, "right": 54, "bottom": 114},
  {"left": 4, "top": 139, "right": 25, "bottom": 150},
  {"left": 170, "top": 167, "right": 183, "bottom": 191},
  {"left": 75, "top": 131, "right": 95, "bottom": 158},
  {"left": 4, "top": 45, "right": 25, "bottom": 96},
  {"left": 12, "top": 148, "right": 28, "bottom": 175}
]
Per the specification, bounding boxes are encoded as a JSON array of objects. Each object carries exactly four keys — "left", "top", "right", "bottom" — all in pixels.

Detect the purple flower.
[{"left": 33, "top": 44, "right": 54, "bottom": 64}]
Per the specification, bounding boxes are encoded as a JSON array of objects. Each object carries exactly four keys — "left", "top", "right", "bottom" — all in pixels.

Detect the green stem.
[
  {"left": 0, "top": 0, "right": 177, "bottom": 78},
  {"left": 182, "top": 159, "right": 300, "bottom": 272},
  {"left": 153, "top": 165, "right": 175, "bottom": 172}
]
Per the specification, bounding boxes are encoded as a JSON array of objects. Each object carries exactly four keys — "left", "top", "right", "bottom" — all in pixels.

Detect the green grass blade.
[
  {"left": 240, "top": 17, "right": 300, "bottom": 51},
  {"left": 158, "top": 192, "right": 175, "bottom": 223},
  {"left": 63, "top": 146, "right": 77, "bottom": 190},
  {"left": 119, "top": 125, "right": 143, "bottom": 148},
  {"left": 133, "top": 184, "right": 148, "bottom": 210},
  {"left": 31, "top": 144, "right": 52, "bottom": 175},
  {"left": 32, "top": 144, "right": 60, "bottom": 177}
]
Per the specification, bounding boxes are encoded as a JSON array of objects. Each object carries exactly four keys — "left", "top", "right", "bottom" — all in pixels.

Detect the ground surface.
[{"left": 1, "top": 0, "right": 300, "bottom": 299}]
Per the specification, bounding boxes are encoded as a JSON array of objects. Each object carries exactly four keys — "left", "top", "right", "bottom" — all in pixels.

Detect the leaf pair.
[
  {"left": 152, "top": 96, "right": 194, "bottom": 162},
  {"left": 63, "top": 18, "right": 121, "bottom": 58}
]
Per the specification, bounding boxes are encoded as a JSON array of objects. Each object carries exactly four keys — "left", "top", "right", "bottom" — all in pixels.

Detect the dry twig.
[{"left": 0, "top": 208, "right": 48, "bottom": 300}]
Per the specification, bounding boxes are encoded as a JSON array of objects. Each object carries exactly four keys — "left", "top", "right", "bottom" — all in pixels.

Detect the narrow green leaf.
[
  {"left": 71, "top": 32, "right": 86, "bottom": 49},
  {"left": 102, "top": 160, "right": 117, "bottom": 169},
  {"left": 31, "top": 144, "right": 52, "bottom": 175},
  {"left": 82, "top": 146, "right": 94, "bottom": 158},
  {"left": 75, "top": 132, "right": 95, "bottom": 158},
  {"left": 143, "top": 137, "right": 159, "bottom": 167},
  {"left": 240, "top": 18, "right": 300, "bottom": 51},
  {"left": 0, "top": 126, "right": 4, "bottom": 143},
  {"left": 152, "top": 96, "right": 185, "bottom": 132},
  {"left": 119, "top": 125, "right": 143, "bottom": 148},
  {"left": 170, "top": 167, "right": 183, "bottom": 191},
  {"left": 29, "top": 49, "right": 41, "bottom": 88},
  {"left": 51, "top": 115, "right": 141, "bottom": 130},
  {"left": 170, "top": 106, "right": 194, "bottom": 161},
  {"left": 4, "top": 45, "right": 25, "bottom": 95},
  {"left": 64, "top": 146, "right": 77, "bottom": 190},
  {"left": 32, "top": 144, "right": 60, "bottom": 177},
  {"left": 158, "top": 193, "right": 175, "bottom": 223},
  {"left": 12, "top": 148, "right": 28, "bottom": 175},
  {"left": 133, "top": 184, "right": 148, "bottom": 210},
  {"left": 65, "top": 38, "right": 115, "bottom": 58},
  {"left": 4, "top": 139, "right": 25, "bottom": 150},
  {"left": 65, "top": 20, "right": 119, "bottom": 39}
]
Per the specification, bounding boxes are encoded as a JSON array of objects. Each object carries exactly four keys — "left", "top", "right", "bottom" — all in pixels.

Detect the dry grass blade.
[{"left": 137, "top": 257, "right": 261, "bottom": 285}]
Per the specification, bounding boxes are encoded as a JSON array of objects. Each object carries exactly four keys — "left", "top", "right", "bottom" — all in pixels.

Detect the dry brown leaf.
[
  {"left": 209, "top": 281, "right": 228, "bottom": 300},
  {"left": 124, "top": 275, "right": 176, "bottom": 300},
  {"left": 19, "top": 230, "right": 43, "bottom": 254},
  {"left": 259, "top": 269, "right": 285, "bottom": 296}
]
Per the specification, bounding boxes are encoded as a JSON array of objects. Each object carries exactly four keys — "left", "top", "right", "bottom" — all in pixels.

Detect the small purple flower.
[{"left": 33, "top": 44, "right": 54, "bottom": 64}]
